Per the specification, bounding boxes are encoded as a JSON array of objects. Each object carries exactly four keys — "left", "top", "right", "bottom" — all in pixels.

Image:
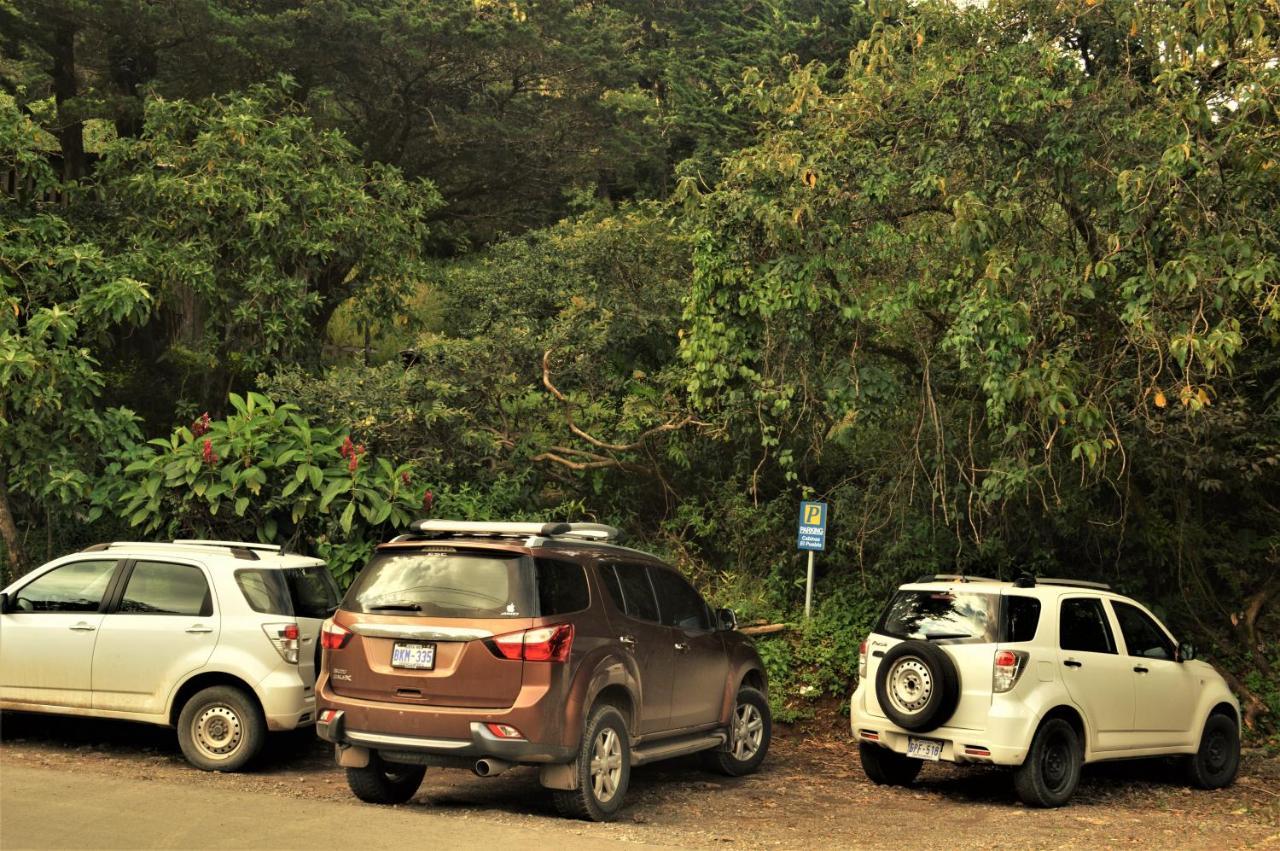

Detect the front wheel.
[
  {"left": 704, "top": 687, "right": 771, "bottom": 776},
  {"left": 1014, "top": 717, "right": 1082, "bottom": 807},
  {"left": 552, "top": 705, "right": 631, "bottom": 821},
  {"left": 858, "top": 742, "right": 922, "bottom": 786},
  {"left": 1185, "top": 713, "right": 1239, "bottom": 789},
  {"left": 176, "top": 685, "right": 266, "bottom": 772},
  {"left": 346, "top": 754, "right": 426, "bottom": 805}
]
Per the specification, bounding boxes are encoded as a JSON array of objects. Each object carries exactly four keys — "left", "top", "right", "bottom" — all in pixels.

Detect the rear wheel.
[
  {"left": 552, "top": 705, "right": 631, "bottom": 822},
  {"left": 858, "top": 742, "right": 923, "bottom": 786},
  {"left": 176, "top": 685, "right": 266, "bottom": 772},
  {"left": 1185, "top": 713, "right": 1240, "bottom": 789},
  {"left": 1014, "top": 717, "right": 1082, "bottom": 807},
  {"left": 346, "top": 754, "right": 426, "bottom": 805},
  {"left": 704, "top": 687, "right": 771, "bottom": 776}
]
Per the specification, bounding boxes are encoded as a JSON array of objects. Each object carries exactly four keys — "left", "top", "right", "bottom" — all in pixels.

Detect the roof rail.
[
  {"left": 913, "top": 573, "right": 1000, "bottom": 584},
  {"left": 404, "top": 519, "right": 624, "bottom": 544},
  {"left": 79, "top": 540, "right": 277, "bottom": 562},
  {"left": 1034, "top": 577, "right": 1112, "bottom": 591}
]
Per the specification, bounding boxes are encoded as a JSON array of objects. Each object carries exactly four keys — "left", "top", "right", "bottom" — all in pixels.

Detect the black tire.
[
  {"left": 1014, "top": 717, "right": 1082, "bottom": 807},
  {"left": 346, "top": 754, "right": 427, "bottom": 805},
  {"left": 874, "top": 640, "right": 961, "bottom": 733},
  {"left": 703, "top": 687, "right": 771, "bottom": 776},
  {"left": 176, "top": 685, "right": 266, "bottom": 772},
  {"left": 1185, "top": 713, "right": 1240, "bottom": 790},
  {"left": 552, "top": 705, "right": 631, "bottom": 822},
  {"left": 859, "top": 741, "right": 923, "bottom": 786}
]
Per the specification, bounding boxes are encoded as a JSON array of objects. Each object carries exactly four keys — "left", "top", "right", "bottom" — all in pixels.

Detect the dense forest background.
[{"left": 2, "top": 0, "right": 1277, "bottom": 737}]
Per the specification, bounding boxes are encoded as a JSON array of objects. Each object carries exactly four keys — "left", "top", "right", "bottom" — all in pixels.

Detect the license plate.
[
  {"left": 906, "top": 737, "right": 943, "bottom": 761},
  {"left": 391, "top": 642, "right": 436, "bottom": 670}
]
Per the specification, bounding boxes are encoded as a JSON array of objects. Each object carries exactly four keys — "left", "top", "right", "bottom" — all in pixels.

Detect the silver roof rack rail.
[
  {"left": 404, "top": 520, "right": 624, "bottom": 544},
  {"left": 1033, "top": 577, "right": 1112, "bottom": 591}
]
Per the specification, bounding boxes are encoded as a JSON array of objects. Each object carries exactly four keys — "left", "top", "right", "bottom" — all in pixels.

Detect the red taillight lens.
[
  {"left": 485, "top": 723, "right": 524, "bottom": 739},
  {"left": 994, "top": 650, "right": 1017, "bottom": 667},
  {"left": 321, "top": 621, "right": 352, "bottom": 650},
  {"left": 283, "top": 623, "right": 300, "bottom": 641},
  {"left": 858, "top": 639, "right": 868, "bottom": 679},
  {"left": 993, "top": 649, "right": 1026, "bottom": 693},
  {"left": 489, "top": 623, "right": 574, "bottom": 663}
]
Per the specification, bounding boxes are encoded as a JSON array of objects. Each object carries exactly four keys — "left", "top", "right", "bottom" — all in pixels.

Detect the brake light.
[
  {"left": 262, "top": 622, "right": 300, "bottom": 663},
  {"left": 488, "top": 623, "right": 574, "bottom": 663},
  {"left": 485, "top": 723, "right": 525, "bottom": 739},
  {"left": 321, "top": 620, "right": 352, "bottom": 651},
  {"left": 858, "top": 640, "right": 868, "bottom": 679},
  {"left": 993, "top": 649, "right": 1027, "bottom": 693}
]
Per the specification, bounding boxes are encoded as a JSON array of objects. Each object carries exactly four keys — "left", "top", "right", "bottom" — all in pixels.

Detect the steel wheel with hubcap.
[
  {"left": 176, "top": 685, "right": 266, "bottom": 772},
  {"left": 554, "top": 704, "right": 632, "bottom": 821},
  {"left": 704, "top": 686, "right": 772, "bottom": 776},
  {"left": 886, "top": 657, "right": 933, "bottom": 716}
]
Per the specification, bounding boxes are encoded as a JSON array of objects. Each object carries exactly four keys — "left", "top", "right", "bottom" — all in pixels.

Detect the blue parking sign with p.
[{"left": 797, "top": 500, "right": 827, "bottom": 551}]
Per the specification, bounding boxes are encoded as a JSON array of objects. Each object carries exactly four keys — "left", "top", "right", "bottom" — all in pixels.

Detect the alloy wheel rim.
[
  {"left": 192, "top": 704, "right": 242, "bottom": 760},
  {"left": 731, "top": 702, "right": 765, "bottom": 762},
  {"left": 590, "top": 727, "right": 623, "bottom": 803},
  {"left": 887, "top": 657, "right": 933, "bottom": 714}
]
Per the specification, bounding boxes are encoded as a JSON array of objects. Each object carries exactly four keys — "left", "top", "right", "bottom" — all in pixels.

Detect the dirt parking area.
[{"left": 1, "top": 711, "right": 1277, "bottom": 849}]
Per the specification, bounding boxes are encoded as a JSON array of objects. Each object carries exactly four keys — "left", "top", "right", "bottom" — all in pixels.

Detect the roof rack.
[
  {"left": 403, "top": 519, "right": 624, "bottom": 544},
  {"left": 913, "top": 573, "right": 1000, "bottom": 584},
  {"left": 79, "top": 540, "right": 279, "bottom": 562},
  {"left": 1030, "top": 577, "right": 1112, "bottom": 591}
]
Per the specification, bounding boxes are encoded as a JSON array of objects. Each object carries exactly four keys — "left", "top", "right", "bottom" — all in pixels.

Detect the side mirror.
[
  {"left": 716, "top": 607, "right": 738, "bottom": 632},
  {"left": 0, "top": 592, "right": 9, "bottom": 614},
  {"left": 1178, "top": 641, "right": 1196, "bottom": 662}
]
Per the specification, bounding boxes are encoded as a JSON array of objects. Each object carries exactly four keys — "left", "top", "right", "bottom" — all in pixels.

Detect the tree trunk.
[
  {"left": 0, "top": 468, "right": 27, "bottom": 579},
  {"left": 50, "top": 21, "right": 86, "bottom": 181}
]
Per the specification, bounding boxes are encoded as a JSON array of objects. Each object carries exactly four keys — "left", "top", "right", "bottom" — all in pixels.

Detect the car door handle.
[
  {"left": 1063, "top": 659, "right": 1083, "bottom": 668},
  {"left": 619, "top": 635, "right": 636, "bottom": 647},
  {"left": 68, "top": 622, "right": 96, "bottom": 632},
  {"left": 1133, "top": 665, "right": 1149, "bottom": 674},
  {"left": 185, "top": 625, "right": 214, "bottom": 634},
  {"left": 674, "top": 641, "right": 689, "bottom": 652}
]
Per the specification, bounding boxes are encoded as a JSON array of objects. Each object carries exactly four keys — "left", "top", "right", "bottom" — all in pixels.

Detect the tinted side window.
[
  {"left": 610, "top": 564, "right": 660, "bottom": 622},
  {"left": 119, "top": 562, "right": 212, "bottom": 616},
  {"left": 600, "top": 564, "right": 627, "bottom": 613},
  {"left": 1001, "top": 596, "right": 1041, "bottom": 642},
  {"left": 536, "top": 559, "right": 590, "bottom": 616},
  {"left": 648, "top": 567, "right": 711, "bottom": 630},
  {"left": 1112, "top": 601, "right": 1175, "bottom": 661},
  {"left": 1059, "top": 598, "right": 1116, "bottom": 654},
  {"left": 13, "top": 560, "right": 116, "bottom": 613},
  {"left": 236, "top": 569, "right": 293, "bottom": 615}
]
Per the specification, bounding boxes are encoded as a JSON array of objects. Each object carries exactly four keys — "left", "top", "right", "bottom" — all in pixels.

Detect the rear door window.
[
  {"left": 535, "top": 559, "right": 590, "bottom": 616},
  {"left": 236, "top": 567, "right": 340, "bottom": 618},
  {"left": 13, "top": 560, "right": 117, "bottom": 613},
  {"left": 648, "top": 567, "right": 711, "bottom": 631},
  {"left": 1000, "top": 595, "right": 1041, "bottom": 642},
  {"left": 344, "top": 550, "right": 533, "bottom": 618},
  {"left": 877, "top": 590, "right": 997, "bottom": 642},
  {"left": 603, "top": 563, "right": 660, "bottom": 622},
  {"left": 1059, "top": 597, "right": 1117, "bottom": 654},
  {"left": 119, "top": 562, "right": 212, "bottom": 617}
]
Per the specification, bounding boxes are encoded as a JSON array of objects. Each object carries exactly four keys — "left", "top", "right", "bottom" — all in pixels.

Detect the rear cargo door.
[{"left": 330, "top": 549, "right": 534, "bottom": 709}]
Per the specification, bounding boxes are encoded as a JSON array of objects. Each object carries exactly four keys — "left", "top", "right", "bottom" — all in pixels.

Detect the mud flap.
[
  {"left": 539, "top": 760, "right": 578, "bottom": 790},
  {"left": 336, "top": 744, "right": 370, "bottom": 768}
]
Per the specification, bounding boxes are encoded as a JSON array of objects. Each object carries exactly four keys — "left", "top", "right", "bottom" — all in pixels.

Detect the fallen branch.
[{"left": 740, "top": 623, "right": 788, "bottom": 636}]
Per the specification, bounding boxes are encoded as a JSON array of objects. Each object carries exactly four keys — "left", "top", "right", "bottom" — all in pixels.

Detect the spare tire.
[{"left": 874, "top": 640, "right": 960, "bottom": 733}]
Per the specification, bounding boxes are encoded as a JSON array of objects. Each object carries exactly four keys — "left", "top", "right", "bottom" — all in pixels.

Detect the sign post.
[{"left": 796, "top": 500, "right": 827, "bottom": 619}]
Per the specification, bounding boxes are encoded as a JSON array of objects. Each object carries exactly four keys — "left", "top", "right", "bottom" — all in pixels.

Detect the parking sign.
[{"left": 797, "top": 501, "right": 827, "bottom": 551}]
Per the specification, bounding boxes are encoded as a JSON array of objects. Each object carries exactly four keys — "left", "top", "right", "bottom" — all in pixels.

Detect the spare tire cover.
[{"left": 874, "top": 639, "right": 961, "bottom": 733}]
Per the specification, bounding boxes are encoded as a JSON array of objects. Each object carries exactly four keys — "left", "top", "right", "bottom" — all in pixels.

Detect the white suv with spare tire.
[
  {"left": 0, "top": 540, "right": 340, "bottom": 771},
  {"left": 850, "top": 575, "right": 1240, "bottom": 806}
]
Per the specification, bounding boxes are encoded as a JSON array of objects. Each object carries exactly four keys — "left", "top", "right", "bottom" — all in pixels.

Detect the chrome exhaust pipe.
[{"left": 473, "top": 758, "right": 512, "bottom": 777}]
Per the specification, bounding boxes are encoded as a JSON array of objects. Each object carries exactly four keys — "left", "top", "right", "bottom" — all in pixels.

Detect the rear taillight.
[
  {"left": 263, "top": 622, "right": 300, "bottom": 664},
  {"left": 488, "top": 623, "right": 574, "bottom": 663},
  {"left": 858, "top": 640, "right": 868, "bottom": 680},
  {"left": 321, "top": 620, "right": 352, "bottom": 651},
  {"left": 993, "top": 649, "right": 1028, "bottom": 693}
]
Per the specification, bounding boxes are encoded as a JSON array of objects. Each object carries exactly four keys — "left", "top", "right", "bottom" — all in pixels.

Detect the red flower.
[
  {"left": 191, "top": 412, "right": 211, "bottom": 438},
  {"left": 422, "top": 490, "right": 434, "bottom": 514},
  {"left": 340, "top": 436, "right": 354, "bottom": 459},
  {"left": 348, "top": 454, "right": 359, "bottom": 473},
  {"left": 401, "top": 471, "right": 411, "bottom": 486},
  {"left": 201, "top": 439, "right": 219, "bottom": 466}
]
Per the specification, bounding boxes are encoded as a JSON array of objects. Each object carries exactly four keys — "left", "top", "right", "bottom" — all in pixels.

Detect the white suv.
[
  {"left": 850, "top": 575, "right": 1240, "bottom": 806},
  {"left": 0, "top": 540, "right": 340, "bottom": 771}
]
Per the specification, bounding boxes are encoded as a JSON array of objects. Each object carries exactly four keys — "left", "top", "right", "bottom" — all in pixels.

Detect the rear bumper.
[
  {"left": 257, "top": 669, "right": 316, "bottom": 731},
  {"left": 317, "top": 709, "right": 574, "bottom": 763}
]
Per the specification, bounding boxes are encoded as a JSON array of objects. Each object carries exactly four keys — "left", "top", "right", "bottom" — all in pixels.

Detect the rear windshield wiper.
[
  {"left": 923, "top": 632, "right": 971, "bottom": 640},
  {"left": 367, "top": 603, "right": 422, "bottom": 612}
]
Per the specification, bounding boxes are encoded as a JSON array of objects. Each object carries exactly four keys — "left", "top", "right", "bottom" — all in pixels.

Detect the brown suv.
[{"left": 315, "top": 520, "right": 770, "bottom": 821}]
